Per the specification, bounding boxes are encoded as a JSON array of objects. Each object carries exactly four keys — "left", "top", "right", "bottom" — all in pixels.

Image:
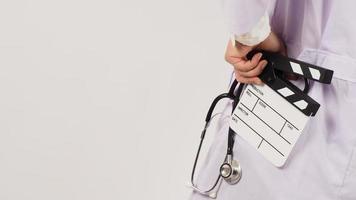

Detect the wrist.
[{"left": 257, "top": 32, "right": 286, "bottom": 54}]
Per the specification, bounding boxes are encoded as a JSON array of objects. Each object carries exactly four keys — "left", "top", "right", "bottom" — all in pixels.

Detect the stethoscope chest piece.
[{"left": 219, "top": 159, "right": 242, "bottom": 185}]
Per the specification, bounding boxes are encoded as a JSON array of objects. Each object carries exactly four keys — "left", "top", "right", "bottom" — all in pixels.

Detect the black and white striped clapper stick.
[
  {"left": 260, "top": 51, "right": 334, "bottom": 84},
  {"left": 246, "top": 50, "right": 334, "bottom": 116}
]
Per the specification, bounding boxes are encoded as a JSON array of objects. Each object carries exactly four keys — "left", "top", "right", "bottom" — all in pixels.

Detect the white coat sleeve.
[{"left": 223, "top": 0, "right": 277, "bottom": 46}]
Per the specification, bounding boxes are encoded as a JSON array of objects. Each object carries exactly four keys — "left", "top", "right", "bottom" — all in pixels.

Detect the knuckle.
[
  {"left": 238, "top": 64, "right": 249, "bottom": 72},
  {"left": 224, "top": 53, "right": 230, "bottom": 62},
  {"left": 233, "top": 65, "right": 240, "bottom": 73},
  {"left": 235, "top": 74, "right": 244, "bottom": 83},
  {"left": 235, "top": 73, "right": 241, "bottom": 79},
  {"left": 259, "top": 64, "right": 264, "bottom": 71},
  {"left": 255, "top": 67, "right": 263, "bottom": 75},
  {"left": 246, "top": 64, "right": 256, "bottom": 72},
  {"left": 247, "top": 79, "right": 254, "bottom": 84},
  {"left": 243, "top": 67, "right": 254, "bottom": 75},
  {"left": 249, "top": 72, "right": 258, "bottom": 78},
  {"left": 234, "top": 63, "right": 244, "bottom": 72},
  {"left": 234, "top": 64, "right": 242, "bottom": 71}
]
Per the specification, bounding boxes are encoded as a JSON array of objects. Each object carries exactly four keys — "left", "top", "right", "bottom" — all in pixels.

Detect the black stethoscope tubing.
[{"left": 190, "top": 80, "right": 244, "bottom": 193}]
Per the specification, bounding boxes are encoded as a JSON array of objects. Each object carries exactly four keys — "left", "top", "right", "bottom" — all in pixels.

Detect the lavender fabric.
[{"left": 190, "top": 0, "right": 356, "bottom": 199}]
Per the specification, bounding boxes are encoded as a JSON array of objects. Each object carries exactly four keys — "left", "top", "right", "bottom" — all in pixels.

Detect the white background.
[{"left": 0, "top": 0, "right": 232, "bottom": 199}]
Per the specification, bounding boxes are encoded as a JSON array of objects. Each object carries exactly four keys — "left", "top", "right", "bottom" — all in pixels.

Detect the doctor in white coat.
[{"left": 190, "top": 0, "right": 356, "bottom": 199}]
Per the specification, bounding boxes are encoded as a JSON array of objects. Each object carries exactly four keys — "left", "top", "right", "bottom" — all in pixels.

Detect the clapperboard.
[{"left": 229, "top": 51, "right": 333, "bottom": 167}]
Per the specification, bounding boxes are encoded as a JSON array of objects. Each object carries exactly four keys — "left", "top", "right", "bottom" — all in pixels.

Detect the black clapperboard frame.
[{"left": 229, "top": 51, "right": 334, "bottom": 167}]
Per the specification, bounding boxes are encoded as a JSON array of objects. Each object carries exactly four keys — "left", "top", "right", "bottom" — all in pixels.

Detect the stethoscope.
[
  {"left": 189, "top": 79, "right": 244, "bottom": 198},
  {"left": 189, "top": 75, "right": 311, "bottom": 198}
]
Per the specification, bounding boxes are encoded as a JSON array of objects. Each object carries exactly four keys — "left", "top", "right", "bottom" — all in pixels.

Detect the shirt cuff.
[{"left": 231, "top": 12, "right": 271, "bottom": 47}]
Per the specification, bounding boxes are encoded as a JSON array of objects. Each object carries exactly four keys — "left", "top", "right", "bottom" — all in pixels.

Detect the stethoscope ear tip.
[
  {"left": 186, "top": 182, "right": 194, "bottom": 188},
  {"left": 209, "top": 193, "right": 217, "bottom": 199},
  {"left": 187, "top": 182, "right": 218, "bottom": 199}
]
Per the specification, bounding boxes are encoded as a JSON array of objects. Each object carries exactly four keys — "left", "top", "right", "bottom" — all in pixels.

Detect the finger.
[
  {"left": 237, "top": 60, "right": 268, "bottom": 78},
  {"left": 235, "top": 73, "right": 263, "bottom": 85},
  {"left": 234, "top": 53, "right": 263, "bottom": 72}
]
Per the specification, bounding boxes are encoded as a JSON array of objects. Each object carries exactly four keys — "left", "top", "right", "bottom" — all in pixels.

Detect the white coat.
[{"left": 190, "top": 0, "right": 356, "bottom": 199}]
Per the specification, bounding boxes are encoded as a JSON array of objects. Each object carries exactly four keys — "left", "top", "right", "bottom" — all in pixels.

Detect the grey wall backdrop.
[{"left": 0, "top": 0, "right": 232, "bottom": 199}]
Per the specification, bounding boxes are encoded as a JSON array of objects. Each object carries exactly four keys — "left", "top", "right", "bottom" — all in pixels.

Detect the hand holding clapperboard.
[{"left": 229, "top": 51, "right": 334, "bottom": 167}]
